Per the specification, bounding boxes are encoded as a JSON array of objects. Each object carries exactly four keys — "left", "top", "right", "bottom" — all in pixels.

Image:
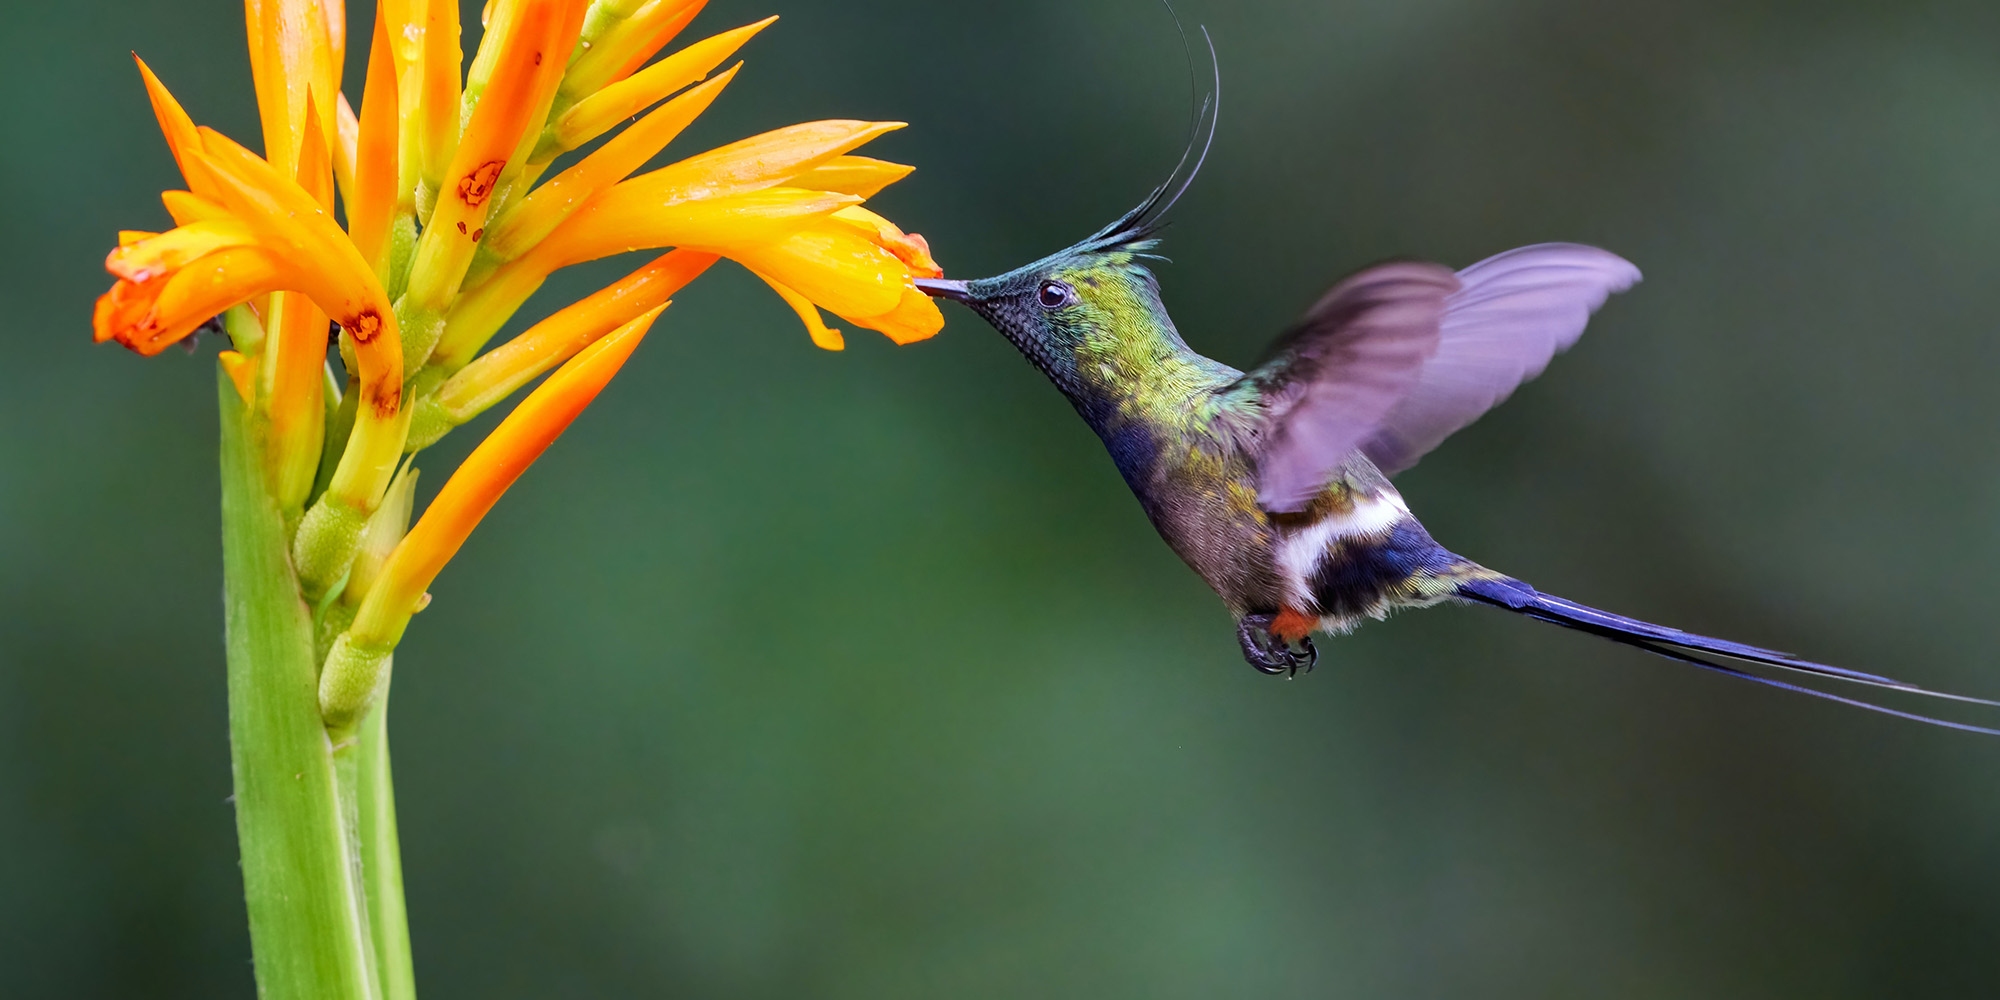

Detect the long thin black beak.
[{"left": 914, "top": 277, "right": 972, "bottom": 302}]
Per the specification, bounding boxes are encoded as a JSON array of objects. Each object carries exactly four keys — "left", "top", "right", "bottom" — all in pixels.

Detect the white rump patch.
[{"left": 1275, "top": 490, "right": 1411, "bottom": 611}]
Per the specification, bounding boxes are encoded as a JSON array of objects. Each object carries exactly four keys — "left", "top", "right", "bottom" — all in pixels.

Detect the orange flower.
[
  {"left": 98, "top": 5, "right": 949, "bottom": 987},
  {"left": 737, "top": 205, "right": 946, "bottom": 348},
  {"left": 99, "top": 0, "right": 948, "bottom": 718}
]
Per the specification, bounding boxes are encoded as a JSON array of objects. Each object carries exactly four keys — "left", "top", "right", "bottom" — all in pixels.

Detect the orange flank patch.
[{"left": 1271, "top": 606, "right": 1318, "bottom": 644}]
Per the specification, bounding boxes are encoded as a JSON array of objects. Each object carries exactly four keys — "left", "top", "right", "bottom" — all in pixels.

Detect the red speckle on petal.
[
  {"left": 370, "top": 381, "right": 401, "bottom": 418},
  {"left": 456, "top": 160, "right": 505, "bottom": 207},
  {"left": 346, "top": 309, "right": 383, "bottom": 344}
]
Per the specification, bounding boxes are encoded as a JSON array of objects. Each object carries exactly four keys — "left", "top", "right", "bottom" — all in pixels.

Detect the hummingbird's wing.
[
  {"left": 1362, "top": 244, "right": 1641, "bottom": 475},
  {"left": 1236, "top": 244, "right": 1640, "bottom": 512},
  {"left": 1233, "top": 261, "right": 1460, "bottom": 512}
]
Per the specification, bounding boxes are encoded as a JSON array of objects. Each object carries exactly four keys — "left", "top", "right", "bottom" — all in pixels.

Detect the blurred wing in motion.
[
  {"left": 1234, "top": 261, "right": 1461, "bottom": 512},
  {"left": 1361, "top": 243, "right": 1642, "bottom": 475}
]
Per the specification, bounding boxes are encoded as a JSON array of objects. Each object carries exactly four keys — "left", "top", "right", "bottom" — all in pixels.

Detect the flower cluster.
[{"left": 94, "top": 0, "right": 943, "bottom": 732}]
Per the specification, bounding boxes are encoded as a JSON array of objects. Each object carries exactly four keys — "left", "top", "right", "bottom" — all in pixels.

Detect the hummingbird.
[{"left": 916, "top": 34, "right": 1999, "bottom": 735}]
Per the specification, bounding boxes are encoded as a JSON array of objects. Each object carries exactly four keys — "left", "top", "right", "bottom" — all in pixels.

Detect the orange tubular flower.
[
  {"left": 98, "top": 0, "right": 946, "bottom": 701},
  {"left": 414, "top": 0, "right": 463, "bottom": 213},
  {"left": 96, "top": 3, "right": 946, "bottom": 991},
  {"left": 347, "top": 5, "right": 401, "bottom": 280},
  {"left": 431, "top": 117, "right": 937, "bottom": 369}
]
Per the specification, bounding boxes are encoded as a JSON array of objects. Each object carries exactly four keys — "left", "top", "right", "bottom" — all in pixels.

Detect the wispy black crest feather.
[{"left": 1071, "top": 2, "right": 1221, "bottom": 256}]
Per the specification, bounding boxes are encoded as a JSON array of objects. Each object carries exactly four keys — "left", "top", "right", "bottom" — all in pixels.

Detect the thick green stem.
[
  {"left": 356, "top": 697, "right": 418, "bottom": 1000},
  {"left": 219, "top": 372, "right": 379, "bottom": 1000}
]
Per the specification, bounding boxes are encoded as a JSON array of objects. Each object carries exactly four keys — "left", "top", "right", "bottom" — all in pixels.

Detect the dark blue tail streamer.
[{"left": 1456, "top": 575, "right": 2000, "bottom": 736}]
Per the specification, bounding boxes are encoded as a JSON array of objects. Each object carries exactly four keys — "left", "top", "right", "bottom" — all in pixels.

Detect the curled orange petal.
[
  {"left": 185, "top": 126, "right": 401, "bottom": 406},
  {"left": 93, "top": 244, "right": 284, "bottom": 354},
  {"left": 830, "top": 205, "right": 942, "bottom": 277},
  {"left": 105, "top": 219, "right": 256, "bottom": 282}
]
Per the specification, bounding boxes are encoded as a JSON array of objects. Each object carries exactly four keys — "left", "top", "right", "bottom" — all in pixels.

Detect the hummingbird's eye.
[{"left": 1037, "top": 280, "right": 1077, "bottom": 310}]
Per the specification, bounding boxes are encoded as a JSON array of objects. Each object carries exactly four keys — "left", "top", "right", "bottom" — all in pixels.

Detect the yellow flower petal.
[
  {"left": 260, "top": 110, "right": 339, "bottom": 506},
  {"left": 829, "top": 205, "right": 943, "bottom": 276},
  {"left": 106, "top": 219, "right": 257, "bottom": 282},
  {"left": 264, "top": 289, "right": 330, "bottom": 506},
  {"left": 621, "top": 119, "right": 905, "bottom": 208},
  {"left": 415, "top": 0, "right": 463, "bottom": 206},
  {"left": 339, "top": 307, "right": 658, "bottom": 660},
  {"left": 433, "top": 250, "right": 715, "bottom": 404},
  {"left": 542, "top": 182, "right": 861, "bottom": 269},
  {"left": 133, "top": 57, "right": 220, "bottom": 199},
  {"left": 749, "top": 269, "right": 844, "bottom": 350},
  {"left": 218, "top": 349, "right": 258, "bottom": 403},
  {"left": 405, "top": 0, "right": 582, "bottom": 315},
  {"left": 482, "top": 64, "right": 738, "bottom": 263},
  {"left": 348, "top": 3, "right": 401, "bottom": 279},
  {"left": 435, "top": 187, "right": 854, "bottom": 367},
  {"left": 839, "top": 284, "right": 944, "bottom": 346},
  {"left": 94, "top": 244, "right": 283, "bottom": 354},
  {"left": 294, "top": 90, "right": 335, "bottom": 211},
  {"left": 728, "top": 206, "right": 943, "bottom": 347},
  {"left": 786, "top": 155, "right": 914, "bottom": 199},
  {"left": 544, "top": 16, "right": 774, "bottom": 158},
  {"left": 243, "top": 0, "right": 340, "bottom": 178},
  {"left": 560, "top": 0, "right": 708, "bottom": 105},
  {"left": 728, "top": 220, "right": 911, "bottom": 320},
  {"left": 161, "top": 190, "right": 234, "bottom": 226},
  {"left": 332, "top": 92, "right": 360, "bottom": 205},
  {"left": 187, "top": 127, "right": 402, "bottom": 424}
]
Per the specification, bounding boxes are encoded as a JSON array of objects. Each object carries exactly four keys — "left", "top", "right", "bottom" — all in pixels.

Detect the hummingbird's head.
[
  {"left": 915, "top": 237, "right": 1177, "bottom": 398},
  {"left": 917, "top": 21, "right": 1220, "bottom": 402}
]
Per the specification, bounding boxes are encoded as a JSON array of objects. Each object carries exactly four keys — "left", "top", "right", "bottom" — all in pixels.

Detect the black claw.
[{"left": 1237, "top": 613, "right": 1311, "bottom": 677}]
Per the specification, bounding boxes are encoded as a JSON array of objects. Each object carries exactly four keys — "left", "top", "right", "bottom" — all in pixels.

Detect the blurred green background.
[{"left": 7, "top": 0, "right": 2000, "bottom": 996}]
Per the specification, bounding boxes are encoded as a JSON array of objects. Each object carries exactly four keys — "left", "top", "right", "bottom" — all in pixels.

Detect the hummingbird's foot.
[{"left": 1238, "top": 614, "right": 1317, "bottom": 677}]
